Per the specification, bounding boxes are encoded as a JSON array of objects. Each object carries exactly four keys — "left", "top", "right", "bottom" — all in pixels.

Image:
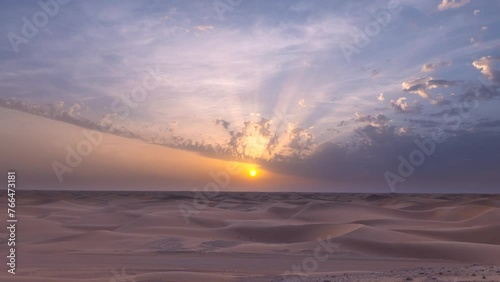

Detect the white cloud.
[
  {"left": 391, "top": 97, "right": 409, "bottom": 112},
  {"left": 421, "top": 61, "right": 451, "bottom": 72},
  {"left": 438, "top": 0, "right": 470, "bottom": 11},
  {"left": 398, "top": 127, "right": 409, "bottom": 135},
  {"left": 402, "top": 77, "right": 433, "bottom": 100},
  {"left": 390, "top": 97, "right": 421, "bottom": 114},
  {"left": 193, "top": 25, "right": 214, "bottom": 32},
  {"left": 354, "top": 112, "right": 390, "bottom": 127},
  {"left": 473, "top": 56, "right": 500, "bottom": 83},
  {"left": 67, "top": 103, "right": 82, "bottom": 118},
  {"left": 377, "top": 93, "right": 385, "bottom": 102},
  {"left": 402, "top": 77, "right": 456, "bottom": 104}
]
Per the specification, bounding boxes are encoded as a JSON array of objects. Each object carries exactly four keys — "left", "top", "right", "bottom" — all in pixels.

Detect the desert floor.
[{"left": 1, "top": 191, "right": 499, "bottom": 281}]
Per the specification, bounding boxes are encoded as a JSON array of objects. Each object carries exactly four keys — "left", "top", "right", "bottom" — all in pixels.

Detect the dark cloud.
[
  {"left": 402, "top": 77, "right": 457, "bottom": 104},
  {"left": 265, "top": 126, "right": 500, "bottom": 192},
  {"left": 327, "top": 128, "right": 340, "bottom": 134},
  {"left": 0, "top": 98, "right": 143, "bottom": 139},
  {"left": 286, "top": 127, "right": 315, "bottom": 159},
  {"left": 0, "top": 98, "right": 226, "bottom": 158},
  {"left": 474, "top": 119, "right": 500, "bottom": 128},
  {"left": 4, "top": 92, "right": 500, "bottom": 193},
  {"left": 354, "top": 112, "right": 390, "bottom": 127},
  {"left": 215, "top": 118, "right": 230, "bottom": 130},
  {"left": 407, "top": 119, "right": 442, "bottom": 128},
  {"left": 459, "top": 80, "right": 500, "bottom": 101},
  {"left": 428, "top": 81, "right": 499, "bottom": 119},
  {"left": 427, "top": 79, "right": 457, "bottom": 87},
  {"left": 265, "top": 123, "right": 412, "bottom": 189}
]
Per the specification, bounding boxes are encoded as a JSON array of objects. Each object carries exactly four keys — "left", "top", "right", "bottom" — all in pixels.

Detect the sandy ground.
[{"left": 1, "top": 191, "right": 499, "bottom": 281}]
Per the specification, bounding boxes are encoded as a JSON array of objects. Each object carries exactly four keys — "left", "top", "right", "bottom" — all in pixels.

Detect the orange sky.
[{"left": 0, "top": 107, "right": 317, "bottom": 191}]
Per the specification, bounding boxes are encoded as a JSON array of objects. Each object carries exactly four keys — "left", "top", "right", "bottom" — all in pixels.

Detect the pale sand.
[{"left": 1, "top": 192, "right": 499, "bottom": 281}]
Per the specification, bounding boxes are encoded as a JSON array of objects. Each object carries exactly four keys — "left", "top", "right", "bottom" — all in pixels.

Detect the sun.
[{"left": 249, "top": 169, "right": 257, "bottom": 177}]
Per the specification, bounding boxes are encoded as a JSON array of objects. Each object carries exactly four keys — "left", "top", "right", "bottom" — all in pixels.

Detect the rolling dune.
[{"left": 1, "top": 191, "right": 499, "bottom": 281}]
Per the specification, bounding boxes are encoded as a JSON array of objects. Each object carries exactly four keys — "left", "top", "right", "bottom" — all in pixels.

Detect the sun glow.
[
  {"left": 243, "top": 135, "right": 269, "bottom": 159},
  {"left": 249, "top": 169, "right": 257, "bottom": 177}
]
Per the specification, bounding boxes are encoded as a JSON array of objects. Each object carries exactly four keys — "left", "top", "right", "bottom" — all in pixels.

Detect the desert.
[{"left": 1, "top": 191, "right": 499, "bottom": 281}]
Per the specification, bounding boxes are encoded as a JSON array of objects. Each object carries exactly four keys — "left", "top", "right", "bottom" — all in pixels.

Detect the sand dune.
[{"left": 1, "top": 192, "right": 499, "bottom": 281}]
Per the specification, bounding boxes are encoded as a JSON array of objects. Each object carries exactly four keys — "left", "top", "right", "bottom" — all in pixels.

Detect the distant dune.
[{"left": 1, "top": 191, "right": 500, "bottom": 281}]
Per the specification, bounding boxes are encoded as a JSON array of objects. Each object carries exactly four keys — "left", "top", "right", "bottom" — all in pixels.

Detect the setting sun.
[{"left": 249, "top": 170, "right": 257, "bottom": 177}]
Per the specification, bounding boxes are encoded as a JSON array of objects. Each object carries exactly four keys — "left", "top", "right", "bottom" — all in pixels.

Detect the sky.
[{"left": 0, "top": 0, "right": 499, "bottom": 193}]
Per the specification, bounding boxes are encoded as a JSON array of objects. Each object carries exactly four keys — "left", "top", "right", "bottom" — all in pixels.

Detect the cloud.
[
  {"left": 427, "top": 79, "right": 457, "bottom": 87},
  {"left": 215, "top": 117, "right": 278, "bottom": 159},
  {"left": 402, "top": 77, "right": 456, "bottom": 104},
  {"left": 407, "top": 118, "right": 441, "bottom": 128},
  {"left": 398, "top": 127, "right": 409, "bottom": 135},
  {"left": 327, "top": 127, "right": 340, "bottom": 134},
  {"left": 378, "top": 93, "right": 385, "bottom": 102},
  {"left": 265, "top": 126, "right": 500, "bottom": 192},
  {"left": 215, "top": 118, "right": 230, "bottom": 129},
  {"left": 474, "top": 119, "right": 500, "bottom": 128},
  {"left": 474, "top": 9, "right": 480, "bottom": 16},
  {"left": 390, "top": 97, "right": 421, "bottom": 114},
  {"left": 462, "top": 82, "right": 500, "bottom": 101},
  {"left": 402, "top": 77, "right": 434, "bottom": 100},
  {"left": 214, "top": 115, "right": 321, "bottom": 161},
  {"left": 0, "top": 98, "right": 136, "bottom": 139},
  {"left": 371, "top": 69, "right": 380, "bottom": 77},
  {"left": 354, "top": 112, "right": 390, "bottom": 128},
  {"left": 193, "top": 25, "right": 214, "bottom": 32},
  {"left": 298, "top": 99, "right": 306, "bottom": 107},
  {"left": 438, "top": 0, "right": 470, "bottom": 11},
  {"left": 67, "top": 103, "right": 82, "bottom": 118},
  {"left": 472, "top": 56, "right": 500, "bottom": 83},
  {"left": 421, "top": 61, "right": 451, "bottom": 72},
  {"left": 285, "top": 126, "right": 315, "bottom": 159}
]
